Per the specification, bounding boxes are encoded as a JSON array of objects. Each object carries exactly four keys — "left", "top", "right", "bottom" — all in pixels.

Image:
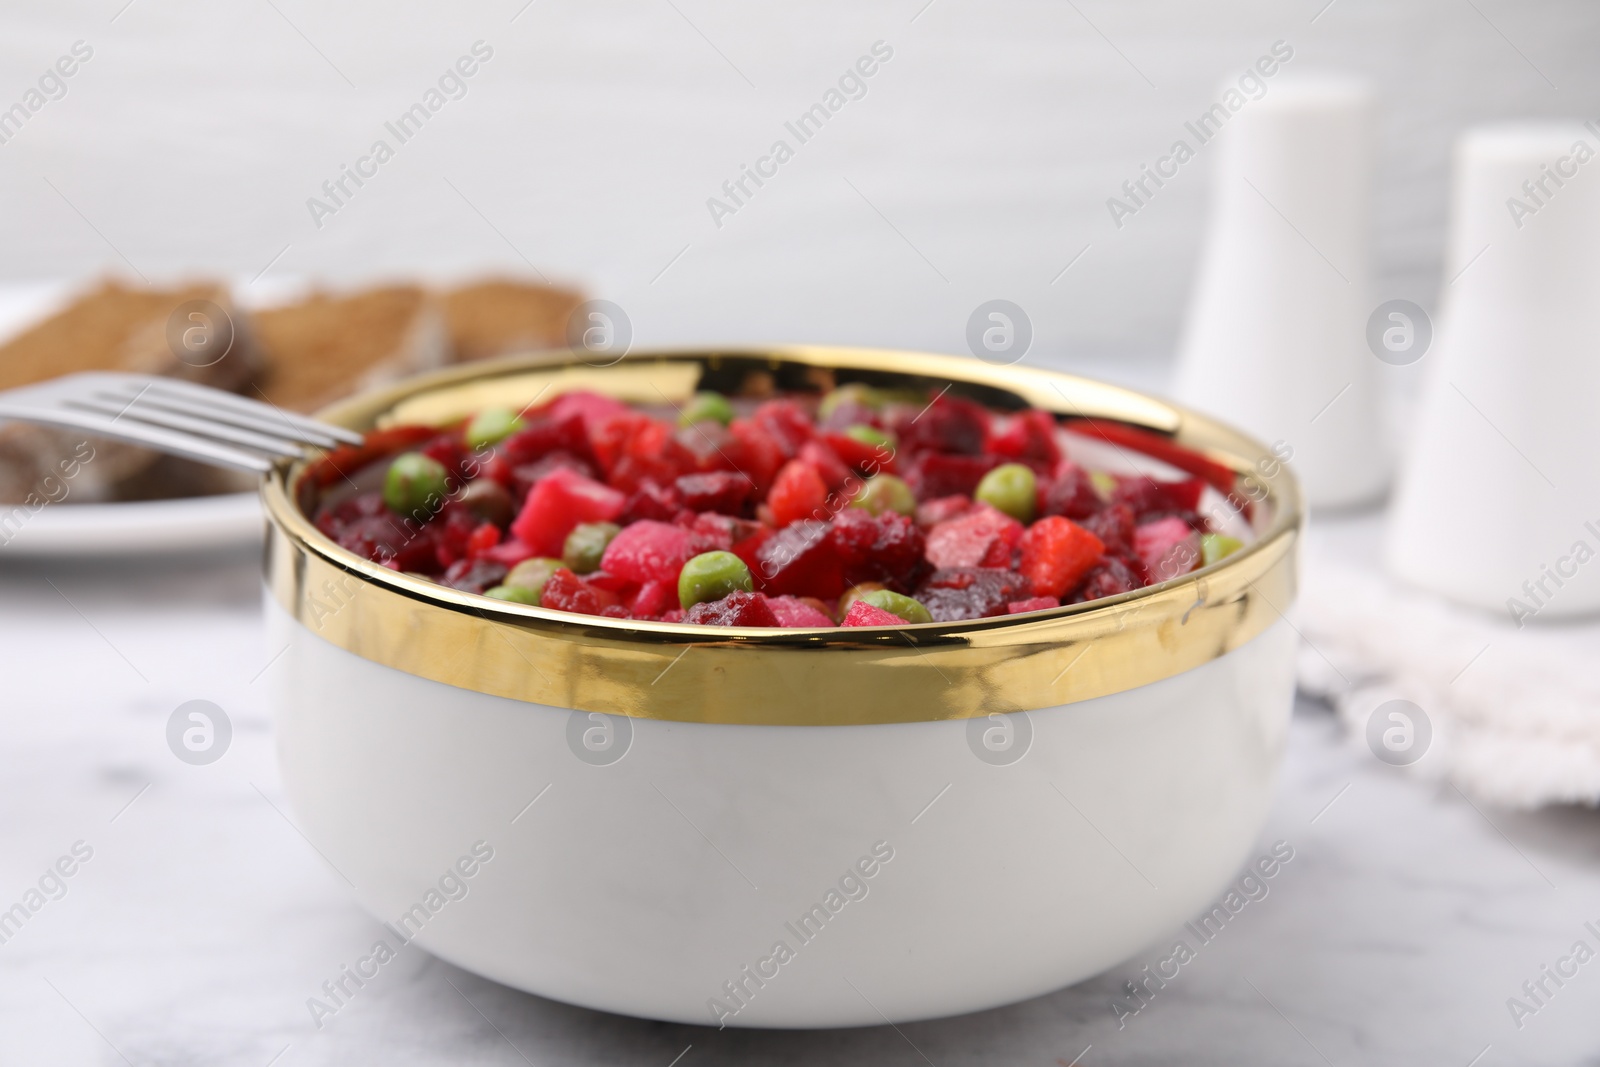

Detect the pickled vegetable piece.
[
  {"left": 1019, "top": 516, "right": 1105, "bottom": 599},
  {"left": 841, "top": 600, "right": 904, "bottom": 626}
]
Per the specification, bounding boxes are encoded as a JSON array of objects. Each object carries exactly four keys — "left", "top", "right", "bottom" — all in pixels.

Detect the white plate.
[
  {"left": 0, "top": 491, "right": 263, "bottom": 557},
  {"left": 0, "top": 278, "right": 314, "bottom": 559}
]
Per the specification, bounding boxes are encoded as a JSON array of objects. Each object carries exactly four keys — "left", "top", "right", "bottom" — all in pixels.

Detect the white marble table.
[{"left": 2, "top": 527, "right": 1598, "bottom": 1066}]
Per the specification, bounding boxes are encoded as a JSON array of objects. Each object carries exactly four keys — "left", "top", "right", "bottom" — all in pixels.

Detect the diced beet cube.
[
  {"left": 314, "top": 488, "right": 383, "bottom": 538},
  {"left": 477, "top": 450, "right": 516, "bottom": 488},
  {"left": 1007, "top": 596, "right": 1060, "bottom": 614},
  {"left": 622, "top": 480, "right": 682, "bottom": 523},
  {"left": 431, "top": 507, "right": 481, "bottom": 570},
  {"left": 829, "top": 505, "right": 878, "bottom": 560},
  {"left": 330, "top": 512, "right": 439, "bottom": 573},
  {"left": 915, "top": 494, "right": 974, "bottom": 528},
  {"left": 752, "top": 399, "right": 814, "bottom": 458},
  {"left": 1134, "top": 517, "right": 1201, "bottom": 582},
  {"left": 909, "top": 452, "right": 1003, "bottom": 500},
  {"left": 689, "top": 512, "right": 764, "bottom": 552},
  {"left": 612, "top": 420, "right": 697, "bottom": 493},
  {"left": 510, "top": 468, "right": 627, "bottom": 556},
  {"left": 749, "top": 519, "right": 845, "bottom": 598},
  {"left": 629, "top": 579, "right": 678, "bottom": 618},
  {"left": 841, "top": 600, "right": 904, "bottom": 626},
  {"left": 465, "top": 521, "right": 501, "bottom": 560},
  {"left": 729, "top": 525, "right": 773, "bottom": 572},
  {"left": 894, "top": 394, "right": 990, "bottom": 455},
  {"left": 926, "top": 504, "right": 1024, "bottom": 570},
  {"left": 727, "top": 418, "right": 787, "bottom": 493},
  {"left": 1081, "top": 503, "right": 1136, "bottom": 556},
  {"left": 442, "top": 558, "right": 508, "bottom": 594},
  {"left": 544, "top": 390, "right": 631, "bottom": 432},
  {"left": 502, "top": 411, "right": 591, "bottom": 466},
  {"left": 1039, "top": 462, "right": 1102, "bottom": 521},
  {"left": 483, "top": 537, "right": 539, "bottom": 567},
  {"left": 1069, "top": 556, "right": 1143, "bottom": 603},
  {"left": 988, "top": 409, "right": 1061, "bottom": 467},
  {"left": 799, "top": 440, "right": 854, "bottom": 490},
  {"left": 821, "top": 432, "right": 897, "bottom": 476},
  {"left": 685, "top": 590, "right": 780, "bottom": 627},
  {"left": 585, "top": 570, "right": 634, "bottom": 595},
  {"left": 601, "top": 520, "right": 698, "bottom": 586},
  {"left": 768, "top": 596, "right": 835, "bottom": 627},
  {"left": 511, "top": 452, "right": 599, "bottom": 499},
  {"left": 587, "top": 414, "right": 694, "bottom": 490},
  {"left": 1161, "top": 477, "right": 1207, "bottom": 512},
  {"left": 607, "top": 453, "right": 681, "bottom": 497},
  {"left": 1113, "top": 475, "right": 1207, "bottom": 519},
  {"left": 540, "top": 567, "right": 623, "bottom": 615},
  {"left": 830, "top": 508, "right": 930, "bottom": 592},
  {"left": 587, "top": 413, "right": 646, "bottom": 477},
  {"left": 675, "top": 471, "right": 754, "bottom": 515},
  {"left": 674, "top": 420, "right": 735, "bottom": 471},
  {"left": 661, "top": 608, "right": 686, "bottom": 623},
  {"left": 768, "top": 460, "right": 830, "bottom": 528},
  {"left": 420, "top": 434, "right": 469, "bottom": 481},
  {"left": 1020, "top": 516, "right": 1106, "bottom": 598},
  {"left": 916, "top": 568, "right": 1030, "bottom": 621}
]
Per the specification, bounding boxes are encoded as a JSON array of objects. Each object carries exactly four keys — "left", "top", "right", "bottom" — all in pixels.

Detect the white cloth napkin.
[{"left": 1295, "top": 514, "right": 1600, "bottom": 810}]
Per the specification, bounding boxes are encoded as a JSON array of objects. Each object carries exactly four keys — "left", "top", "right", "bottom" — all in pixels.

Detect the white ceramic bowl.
[{"left": 262, "top": 347, "right": 1302, "bottom": 1028}]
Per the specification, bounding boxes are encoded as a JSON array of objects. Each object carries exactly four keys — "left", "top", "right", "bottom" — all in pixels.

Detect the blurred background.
[{"left": 4, "top": 0, "right": 1597, "bottom": 362}]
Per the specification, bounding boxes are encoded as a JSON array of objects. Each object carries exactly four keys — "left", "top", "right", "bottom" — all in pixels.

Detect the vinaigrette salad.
[{"left": 305, "top": 384, "right": 1247, "bottom": 627}]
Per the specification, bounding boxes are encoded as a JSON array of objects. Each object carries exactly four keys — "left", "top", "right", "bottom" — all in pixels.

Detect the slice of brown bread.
[
  {"left": 0, "top": 279, "right": 257, "bottom": 393},
  {"left": 251, "top": 285, "right": 448, "bottom": 413},
  {"left": 441, "top": 278, "right": 584, "bottom": 363},
  {"left": 0, "top": 279, "right": 262, "bottom": 505}
]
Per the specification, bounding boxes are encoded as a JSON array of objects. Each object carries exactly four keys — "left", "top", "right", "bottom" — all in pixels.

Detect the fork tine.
[
  {"left": 148, "top": 378, "right": 365, "bottom": 445},
  {"left": 62, "top": 397, "right": 305, "bottom": 458},
  {"left": 0, "top": 403, "right": 273, "bottom": 473},
  {"left": 96, "top": 374, "right": 364, "bottom": 445},
  {"left": 90, "top": 388, "right": 347, "bottom": 449},
  {"left": 153, "top": 379, "right": 364, "bottom": 445}
]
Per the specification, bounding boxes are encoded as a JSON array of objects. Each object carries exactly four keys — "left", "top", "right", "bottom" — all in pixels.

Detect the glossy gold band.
[{"left": 262, "top": 347, "right": 1302, "bottom": 726}]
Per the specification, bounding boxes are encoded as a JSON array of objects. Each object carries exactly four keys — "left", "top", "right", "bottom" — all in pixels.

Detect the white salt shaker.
[
  {"left": 1387, "top": 122, "right": 1600, "bottom": 621},
  {"left": 1173, "top": 75, "right": 1388, "bottom": 510}
]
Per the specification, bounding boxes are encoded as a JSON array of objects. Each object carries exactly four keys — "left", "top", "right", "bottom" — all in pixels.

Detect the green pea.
[
  {"left": 504, "top": 558, "right": 562, "bottom": 602},
  {"left": 464, "top": 408, "right": 527, "bottom": 450},
  {"left": 679, "top": 391, "right": 735, "bottom": 427},
  {"left": 383, "top": 452, "right": 450, "bottom": 518},
  {"left": 851, "top": 474, "right": 916, "bottom": 517},
  {"left": 563, "top": 522, "right": 621, "bottom": 574},
  {"left": 678, "top": 550, "right": 753, "bottom": 609},
  {"left": 1089, "top": 470, "right": 1117, "bottom": 500},
  {"left": 1201, "top": 533, "right": 1244, "bottom": 567},
  {"left": 858, "top": 589, "right": 932, "bottom": 624},
  {"left": 484, "top": 585, "right": 539, "bottom": 604},
  {"left": 974, "top": 462, "right": 1037, "bottom": 523}
]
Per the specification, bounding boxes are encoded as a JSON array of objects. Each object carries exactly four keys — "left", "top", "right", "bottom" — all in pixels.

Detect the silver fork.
[{"left": 0, "top": 371, "right": 364, "bottom": 472}]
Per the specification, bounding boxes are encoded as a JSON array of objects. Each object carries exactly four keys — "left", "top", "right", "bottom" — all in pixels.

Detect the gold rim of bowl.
[{"left": 262, "top": 346, "right": 1303, "bottom": 726}]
